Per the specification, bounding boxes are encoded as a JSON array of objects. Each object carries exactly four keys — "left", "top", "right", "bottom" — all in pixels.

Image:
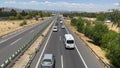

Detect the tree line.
[
  {"left": 69, "top": 10, "right": 120, "bottom": 68},
  {"left": 0, "top": 9, "right": 52, "bottom": 20},
  {"left": 63, "top": 10, "right": 120, "bottom": 27}
]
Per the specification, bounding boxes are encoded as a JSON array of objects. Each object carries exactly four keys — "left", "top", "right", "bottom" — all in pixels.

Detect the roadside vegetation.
[
  {"left": 20, "top": 20, "right": 27, "bottom": 26},
  {"left": 0, "top": 8, "right": 52, "bottom": 20},
  {"left": 0, "top": 8, "right": 52, "bottom": 36},
  {"left": 64, "top": 9, "right": 120, "bottom": 68}
]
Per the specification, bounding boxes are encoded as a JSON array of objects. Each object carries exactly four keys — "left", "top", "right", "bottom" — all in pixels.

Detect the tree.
[
  {"left": 16, "top": 13, "right": 23, "bottom": 19},
  {"left": 92, "top": 22, "right": 109, "bottom": 45},
  {"left": 84, "top": 21, "right": 94, "bottom": 38},
  {"left": 110, "top": 9, "right": 120, "bottom": 27},
  {"left": 10, "top": 9, "right": 17, "bottom": 13},
  {"left": 101, "top": 30, "right": 118, "bottom": 48},
  {"left": 76, "top": 18, "right": 85, "bottom": 33},
  {"left": 21, "top": 10, "right": 27, "bottom": 16},
  {"left": 96, "top": 13, "right": 106, "bottom": 21},
  {"left": 106, "top": 35, "right": 120, "bottom": 67},
  {"left": 71, "top": 18, "right": 77, "bottom": 26},
  {"left": 0, "top": 8, "right": 4, "bottom": 12}
]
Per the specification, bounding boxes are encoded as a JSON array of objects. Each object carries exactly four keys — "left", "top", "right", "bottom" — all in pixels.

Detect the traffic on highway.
[
  {"left": 0, "top": 0, "right": 119, "bottom": 68},
  {"left": 29, "top": 16, "right": 104, "bottom": 68}
]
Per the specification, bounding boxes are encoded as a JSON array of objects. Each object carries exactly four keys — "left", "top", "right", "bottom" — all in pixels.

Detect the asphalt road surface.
[
  {"left": 30, "top": 18, "right": 104, "bottom": 68},
  {"left": 0, "top": 16, "right": 56, "bottom": 65}
]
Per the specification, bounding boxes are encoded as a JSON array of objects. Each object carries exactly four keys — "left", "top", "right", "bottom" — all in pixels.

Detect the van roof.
[
  {"left": 65, "top": 34, "right": 74, "bottom": 40},
  {"left": 43, "top": 54, "right": 53, "bottom": 60}
]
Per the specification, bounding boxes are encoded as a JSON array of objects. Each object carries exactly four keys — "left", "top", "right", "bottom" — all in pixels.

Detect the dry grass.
[
  {"left": 105, "top": 23, "right": 119, "bottom": 33},
  {"left": 64, "top": 19, "right": 111, "bottom": 65},
  {"left": 0, "top": 17, "right": 50, "bottom": 36},
  {"left": 82, "top": 17, "right": 119, "bottom": 33}
]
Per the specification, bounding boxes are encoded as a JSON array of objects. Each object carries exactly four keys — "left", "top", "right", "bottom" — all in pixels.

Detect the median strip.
[{"left": 12, "top": 19, "right": 54, "bottom": 68}]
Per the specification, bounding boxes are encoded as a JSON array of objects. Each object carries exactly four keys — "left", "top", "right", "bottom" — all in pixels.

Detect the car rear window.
[
  {"left": 67, "top": 40, "right": 74, "bottom": 44},
  {"left": 42, "top": 59, "right": 52, "bottom": 65}
]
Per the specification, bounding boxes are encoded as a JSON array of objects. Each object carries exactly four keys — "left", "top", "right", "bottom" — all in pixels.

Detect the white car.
[
  {"left": 60, "top": 21, "right": 63, "bottom": 24},
  {"left": 61, "top": 25, "right": 65, "bottom": 29},
  {"left": 53, "top": 26, "right": 58, "bottom": 32}
]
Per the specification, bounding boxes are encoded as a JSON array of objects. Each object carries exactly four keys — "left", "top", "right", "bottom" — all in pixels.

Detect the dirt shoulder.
[
  {"left": 64, "top": 19, "right": 111, "bottom": 65},
  {"left": 12, "top": 18, "right": 53, "bottom": 68},
  {"left": 0, "top": 17, "right": 50, "bottom": 37}
]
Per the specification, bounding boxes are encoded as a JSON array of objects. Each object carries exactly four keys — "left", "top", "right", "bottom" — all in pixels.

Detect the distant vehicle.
[
  {"left": 53, "top": 26, "right": 58, "bottom": 32},
  {"left": 105, "top": 20, "right": 111, "bottom": 23},
  {"left": 64, "top": 34, "right": 75, "bottom": 49},
  {"left": 61, "top": 25, "right": 65, "bottom": 29},
  {"left": 41, "top": 54, "right": 55, "bottom": 68},
  {"left": 60, "top": 20, "right": 63, "bottom": 24}
]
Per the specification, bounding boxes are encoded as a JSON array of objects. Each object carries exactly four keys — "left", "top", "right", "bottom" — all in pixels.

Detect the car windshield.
[
  {"left": 42, "top": 59, "right": 52, "bottom": 65},
  {"left": 67, "top": 40, "right": 74, "bottom": 44}
]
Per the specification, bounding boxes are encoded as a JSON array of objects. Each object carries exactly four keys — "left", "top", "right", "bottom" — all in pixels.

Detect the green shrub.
[
  {"left": 106, "top": 35, "right": 120, "bottom": 68},
  {"left": 71, "top": 18, "right": 77, "bottom": 26},
  {"left": 24, "top": 15, "right": 31, "bottom": 19},
  {"left": 76, "top": 18, "right": 85, "bottom": 33},
  {"left": 9, "top": 16, "right": 16, "bottom": 20},
  {"left": 101, "top": 30, "right": 118, "bottom": 48},
  {"left": 16, "top": 13, "right": 23, "bottom": 19},
  {"left": 92, "top": 22, "right": 109, "bottom": 45},
  {"left": 20, "top": 20, "right": 27, "bottom": 26},
  {"left": 84, "top": 25, "right": 94, "bottom": 39}
]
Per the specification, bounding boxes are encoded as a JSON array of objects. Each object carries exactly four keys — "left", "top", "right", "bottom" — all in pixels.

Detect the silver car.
[
  {"left": 41, "top": 54, "right": 55, "bottom": 68},
  {"left": 61, "top": 25, "right": 65, "bottom": 29},
  {"left": 53, "top": 26, "right": 58, "bottom": 32}
]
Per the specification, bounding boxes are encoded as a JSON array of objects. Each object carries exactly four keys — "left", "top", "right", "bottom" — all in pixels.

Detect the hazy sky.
[{"left": 0, "top": 0, "right": 120, "bottom": 12}]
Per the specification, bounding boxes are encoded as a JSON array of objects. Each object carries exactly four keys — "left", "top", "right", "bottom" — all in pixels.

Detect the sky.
[{"left": 0, "top": 0, "right": 120, "bottom": 12}]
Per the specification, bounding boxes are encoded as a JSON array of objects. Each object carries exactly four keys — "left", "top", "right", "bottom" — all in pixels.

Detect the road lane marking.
[
  {"left": 0, "top": 28, "right": 30, "bottom": 44},
  {"left": 30, "top": 30, "right": 34, "bottom": 33},
  {"left": 61, "top": 55, "right": 64, "bottom": 68},
  {"left": 64, "top": 24, "right": 69, "bottom": 34},
  {"left": 65, "top": 24, "right": 88, "bottom": 68},
  {"left": 60, "top": 36, "right": 61, "bottom": 41},
  {"left": 10, "top": 38, "right": 21, "bottom": 45},
  {"left": 10, "top": 38, "right": 22, "bottom": 45},
  {"left": 35, "top": 25, "right": 53, "bottom": 68},
  {"left": 75, "top": 45, "right": 88, "bottom": 68}
]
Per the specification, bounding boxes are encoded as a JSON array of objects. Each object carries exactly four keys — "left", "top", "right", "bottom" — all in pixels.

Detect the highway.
[
  {"left": 30, "top": 18, "right": 104, "bottom": 68},
  {"left": 0, "top": 16, "right": 56, "bottom": 65}
]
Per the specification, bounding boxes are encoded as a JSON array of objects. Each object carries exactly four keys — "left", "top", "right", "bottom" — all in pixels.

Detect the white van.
[{"left": 64, "top": 34, "right": 75, "bottom": 49}]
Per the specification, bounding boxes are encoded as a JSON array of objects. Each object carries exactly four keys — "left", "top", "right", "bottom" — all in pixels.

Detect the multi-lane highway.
[
  {"left": 0, "top": 16, "right": 56, "bottom": 65},
  {"left": 30, "top": 18, "right": 104, "bottom": 68}
]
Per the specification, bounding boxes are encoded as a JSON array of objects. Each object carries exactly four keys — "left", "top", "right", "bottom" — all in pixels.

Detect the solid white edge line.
[
  {"left": 61, "top": 55, "right": 64, "bottom": 68},
  {"left": 10, "top": 38, "right": 22, "bottom": 45},
  {"left": 35, "top": 23, "right": 54, "bottom": 68},
  {"left": 60, "top": 36, "right": 61, "bottom": 41},
  {"left": 75, "top": 45, "right": 88, "bottom": 68},
  {"left": 65, "top": 22, "right": 88, "bottom": 68}
]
